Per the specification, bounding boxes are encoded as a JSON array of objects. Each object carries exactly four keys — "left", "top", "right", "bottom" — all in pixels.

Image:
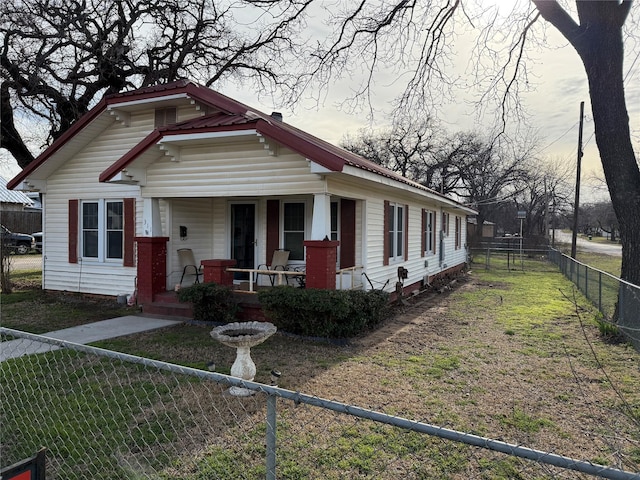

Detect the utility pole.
[
  {"left": 571, "top": 101, "right": 584, "bottom": 259},
  {"left": 544, "top": 177, "right": 549, "bottom": 243}
]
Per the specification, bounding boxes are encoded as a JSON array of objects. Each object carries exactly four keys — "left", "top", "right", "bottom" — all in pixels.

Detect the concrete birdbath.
[{"left": 210, "top": 321, "right": 277, "bottom": 396}]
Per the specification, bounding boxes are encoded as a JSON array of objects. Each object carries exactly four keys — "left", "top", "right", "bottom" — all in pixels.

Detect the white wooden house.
[{"left": 8, "top": 80, "right": 476, "bottom": 314}]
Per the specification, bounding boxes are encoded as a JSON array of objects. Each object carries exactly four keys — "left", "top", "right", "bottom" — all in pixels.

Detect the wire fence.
[
  {"left": 548, "top": 249, "right": 640, "bottom": 352},
  {"left": 470, "top": 246, "right": 557, "bottom": 273},
  {"left": 2, "top": 252, "right": 42, "bottom": 272},
  {"left": 2, "top": 328, "right": 638, "bottom": 480}
]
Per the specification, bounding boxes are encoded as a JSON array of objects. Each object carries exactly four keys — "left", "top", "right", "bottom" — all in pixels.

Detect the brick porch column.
[
  {"left": 303, "top": 239, "right": 339, "bottom": 289},
  {"left": 201, "top": 259, "right": 237, "bottom": 286},
  {"left": 135, "top": 237, "right": 169, "bottom": 305}
]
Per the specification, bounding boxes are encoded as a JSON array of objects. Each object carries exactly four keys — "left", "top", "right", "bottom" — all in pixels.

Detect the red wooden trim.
[
  {"left": 266, "top": 200, "right": 280, "bottom": 264},
  {"left": 340, "top": 199, "right": 356, "bottom": 268},
  {"left": 383, "top": 200, "right": 390, "bottom": 266},
  {"left": 99, "top": 130, "right": 162, "bottom": 182},
  {"left": 123, "top": 198, "right": 135, "bottom": 267},
  {"left": 404, "top": 204, "right": 409, "bottom": 261},
  {"left": 421, "top": 209, "right": 426, "bottom": 258},
  {"left": 68, "top": 199, "right": 78, "bottom": 264}
]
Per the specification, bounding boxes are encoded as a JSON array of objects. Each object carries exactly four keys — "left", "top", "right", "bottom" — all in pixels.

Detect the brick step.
[
  {"left": 153, "top": 290, "right": 180, "bottom": 304},
  {"left": 142, "top": 291, "right": 194, "bottom": 320}
]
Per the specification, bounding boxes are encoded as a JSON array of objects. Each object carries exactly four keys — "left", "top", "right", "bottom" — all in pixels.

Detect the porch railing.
[
  {"left": 227, "top": 268, "right": 305, "bottom": 293},
  {"left": 336, "top": 265, "right": 364, "bottom": 290},
  {"left": 227, "top": 265, "right": 365, "bottom": 292}
]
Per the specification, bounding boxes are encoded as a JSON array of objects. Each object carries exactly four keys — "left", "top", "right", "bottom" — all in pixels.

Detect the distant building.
[{"left": 0, "top": 176, "right": 34, "bottom": 212}]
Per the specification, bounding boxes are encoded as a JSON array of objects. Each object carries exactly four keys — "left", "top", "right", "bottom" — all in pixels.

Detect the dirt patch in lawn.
[
  {"left": 281, "top": 275, "right": 640, "bottom": 475},
  {"left": 19, "top": 271, "right": 637, "bottom": 477},
  {"left": 106, "top": 272, "right": 640, "bottom": 476}
]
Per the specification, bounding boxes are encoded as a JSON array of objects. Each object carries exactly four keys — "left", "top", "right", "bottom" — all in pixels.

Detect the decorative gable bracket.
[
  {"left": 256, "top": 133, "right": 278, "bottom": 156},
  {"left": 107, "top": 167, "right": 146, "bottom": 185},
  {"left": 158, "top": 144, "right": 181, "bottom": 162},
  {"left": 190, "top": 99, "right": 212, "bottom": 116},
  {"left": 15, "top": 179, "right": 47, "bottom": 193},
  {"left": 107, "top": 107, "right": 131, "bottom": 126}
]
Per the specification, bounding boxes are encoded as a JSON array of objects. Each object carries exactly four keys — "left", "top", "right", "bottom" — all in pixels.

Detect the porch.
[
  {"left": 142, "top": 264, "right": 364, "bottom": 320},
  {"left": 136, "top": 236, "right": 364, "bottom": 319}
]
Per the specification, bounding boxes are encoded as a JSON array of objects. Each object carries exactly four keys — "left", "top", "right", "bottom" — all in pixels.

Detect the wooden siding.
[
  {"left": 40, "top": 111, "right": 157, "bottom": 296},
  {"left": 325, "top": 176, "right": 469, "bottom": 293},
  {"left": 167, "top": 198, "right": 215, "bottom": 287},
  {"left": 141, "top": 142, "right": 325, "bottom": 198},
  {"left": 36, "top": 95, "right": 471, "bottom": 298}
]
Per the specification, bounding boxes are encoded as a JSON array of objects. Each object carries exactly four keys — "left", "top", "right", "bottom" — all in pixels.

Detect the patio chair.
[
  {"left": 256, "top": 249, "right": 290, "bottom": 286},
  {"left": 178, "top": 248, "right": 203, "bottom": 286},
  {"left": 286, "top": 264, "right": 306, "bottom": 288}
]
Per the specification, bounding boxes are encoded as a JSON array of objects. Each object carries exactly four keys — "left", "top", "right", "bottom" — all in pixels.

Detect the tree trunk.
[
  {"left": 534, "top": 1, "right": 640, "bottom": 287},
  {"left": 577, "top": 13, "right": 640, "bottom": 286}
]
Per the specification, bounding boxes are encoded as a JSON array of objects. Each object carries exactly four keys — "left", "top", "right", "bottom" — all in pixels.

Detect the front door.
[{"left": 230, "top": 203, "right": 256, "bottom": 281}]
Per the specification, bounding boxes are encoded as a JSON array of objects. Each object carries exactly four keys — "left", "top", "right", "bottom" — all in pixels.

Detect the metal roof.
[{"left": 0, "top": 177, "right": 33, "bottom": 206}]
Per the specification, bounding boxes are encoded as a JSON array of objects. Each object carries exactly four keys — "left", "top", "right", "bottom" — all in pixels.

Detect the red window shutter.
[
  {"left": 383, "top": 200, "right": 390, "bottom": 266},
  {"left": 421, "top": 209, "right": 426, "bottom": 258},
  {"left": 404, "top": 205, "right": 409, "bottom": 261},
  {"left": 266, "top": 200, "right": 280, "bottom": 264},
  {"left": 340, "top": 199, "right": 356, "bottom": 268},
  {"left": 123, "top": 198, "right": 135, "bottom": 267},
  {"left": 69, "top": 199, "right": 78, "bottom": 263}
]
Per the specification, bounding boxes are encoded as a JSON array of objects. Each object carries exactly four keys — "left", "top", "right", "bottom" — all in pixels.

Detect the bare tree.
[
  {"left": 343, "top": 124, "right": 538, "bottom": 238},
  {"left": 510, "top": 156, "right": 574, "bottom": 238},
  {"left": 1, "top": 0, "right": 312, "bottom": 168},
  {"left": 341, "top": 117, "right": 444, "bottom": 189},
  {"left": 307, "top": 0, "right": 640, "bottom": 287},
  {"left": 581, "top": 201, "right": 620, "bottom": 241}
]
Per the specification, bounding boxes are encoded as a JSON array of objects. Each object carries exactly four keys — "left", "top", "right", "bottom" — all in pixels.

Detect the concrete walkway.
[{"left": 1, "top": 316, "right": 182, "bottom": 362}]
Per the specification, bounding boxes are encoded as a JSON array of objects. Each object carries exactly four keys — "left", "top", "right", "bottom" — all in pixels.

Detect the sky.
[{"left": 2, "top": 1, "right": 638, "bottom": 203}]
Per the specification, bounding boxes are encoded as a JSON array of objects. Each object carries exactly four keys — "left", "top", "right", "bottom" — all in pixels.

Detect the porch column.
[
  {"left": 201, "top": 259, "right": 237, "bottom": 286},
  {"left": 311, "top": 193, "right": 331, "bottom": 240},
  {"left": 304, "top": 239, "right": 339, "bottom": 289},
  {"left": 142, "top": 198, "right": 163, "bottom": 236},
  {"left": 135, "top": 237, "right": 170, "bottom": 305}
]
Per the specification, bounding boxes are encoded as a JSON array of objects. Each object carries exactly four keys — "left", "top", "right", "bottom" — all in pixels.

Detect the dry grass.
[
  {"left": 93, "top": 268, "right": 640, "bottom": 477},
  {"left": 3, "top": 264, "right": 639, "bottom": 477}
]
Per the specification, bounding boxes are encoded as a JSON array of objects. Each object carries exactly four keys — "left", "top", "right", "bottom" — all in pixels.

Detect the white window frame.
[
  {"left": 424, "top": 209, "right": 436, "bottom": 256},
  {"left": 281, "top": 200, "right": 308, "bottom": 263},
  {"left": 80, "top": 199, "right": 124, "bottom": 263},
  {"left": 388, "top": 202, "right": 405, "bottom": 263},
  {"left": 442, "top": 211, "right": 450, "bottom": 236}
]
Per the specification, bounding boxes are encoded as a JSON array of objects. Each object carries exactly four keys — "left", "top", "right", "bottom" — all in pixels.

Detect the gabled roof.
[{"left": 8, "top": 80, "right": 476, "bottom": 213}]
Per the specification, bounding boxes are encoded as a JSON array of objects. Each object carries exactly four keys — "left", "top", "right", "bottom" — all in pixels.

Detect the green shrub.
[
  {"left": 258, "top": 287, "right": 390, "bottom": 338},
  {"left": 177, "top": 282, "right": 238, "bottom": 323}
]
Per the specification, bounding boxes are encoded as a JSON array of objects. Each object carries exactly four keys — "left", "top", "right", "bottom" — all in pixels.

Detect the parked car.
[
  {"left": 1, "top": 224, "right": 36, "bottom": 255},
  {"left": 32, "top": 232, "right": 43, "bottom": 253}
]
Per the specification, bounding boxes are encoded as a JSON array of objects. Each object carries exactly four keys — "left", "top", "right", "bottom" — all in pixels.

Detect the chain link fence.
[
  {"left": 470, "top": 245, "right": 557, "bottom": 273},
  {"left": 4, "top": 252, "right": 43, "bottom": 272},
  {"left": 548, "top": 248, "right": 640, "bottom": 352},
  {"left": 2, "top": 328, "right": 638, "bottom": 479}
]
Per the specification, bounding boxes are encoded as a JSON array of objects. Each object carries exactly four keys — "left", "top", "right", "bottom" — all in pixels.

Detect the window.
[
  {"left": 283, "top": 202, "right": 305, "bottom": 260},
  {"left": 387, "top": 202, "right": 405, "bottom": 262},
  {"left": 81, "top": 200, "right": 124, "bottom": 261},
  {"left": 423, "top": 209, "right": 436, "bottom": 255},
  {"left": 455, "top": 216, "right": 462, "bottom": 249},
  {"left": 442, "top": 211, "right": 450, "bottom": 236},
  {"left": 330, "top": 202, "right": 339, "bottom": 241}
]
